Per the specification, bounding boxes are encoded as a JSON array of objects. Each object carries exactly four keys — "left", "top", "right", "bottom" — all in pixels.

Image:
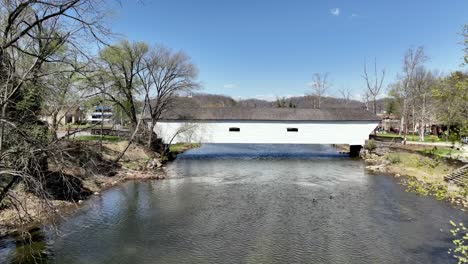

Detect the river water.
[{"left": 1, "top": 144, "right": 467, "bottom": 263}]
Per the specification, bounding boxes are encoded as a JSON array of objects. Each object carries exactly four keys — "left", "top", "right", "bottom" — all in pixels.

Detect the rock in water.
[{"left": 147, "top": 158, "right": 163, "bottom": 169}]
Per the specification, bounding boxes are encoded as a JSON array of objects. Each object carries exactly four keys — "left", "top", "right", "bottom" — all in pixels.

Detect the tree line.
[
  {"left": 385, "top": 46, "right": 467, "bottom": 142},
  {"left": 309, "top": 41, "right": 466, "bottom": 143}
]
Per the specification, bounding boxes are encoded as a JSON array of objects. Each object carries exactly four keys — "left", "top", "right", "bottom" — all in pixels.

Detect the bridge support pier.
[{"left": 349, "top": 145, "right": 362, "bottom": 157}]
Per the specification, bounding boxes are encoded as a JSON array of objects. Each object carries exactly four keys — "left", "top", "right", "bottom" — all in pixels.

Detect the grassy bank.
[
  {"left": 378, "top": 132, "right": 443, "bottom": 142},
  {"left": 419, "top": 147, "right": 462, "bottom": 159},
  {"left": 162, "top": 143, "right": 201, "bottom": 162},
  {"left": 386, "top": 142, "right": 465, "bottom": 160},
  {"left": 364, "top": 150, "right": 467, "bottom": 207},
  {"left": 169, "top": 143, "right": 201, "bottom": 153}
]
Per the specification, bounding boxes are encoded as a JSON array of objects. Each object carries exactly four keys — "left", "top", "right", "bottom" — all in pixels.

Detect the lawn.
[
  {"left": 60, "top": 124, "right": 94, "bottom": 130},
  {"left": 169, "top": 143, "right": 201, "bottom": 153},
  {"left": 73, "top": 135, "right": 122, "bottom": 142},
  {"left": 419, "top": 146, "right": 462, "bottom": 158},
  {"left": 378, "top": 132, "right": 442, "bottom": 142}
]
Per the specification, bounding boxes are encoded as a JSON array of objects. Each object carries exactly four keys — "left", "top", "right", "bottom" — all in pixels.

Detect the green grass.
[
  {"left": 73, "top": 135, "right": 122, "bottom": 142},
  {"left": 419, "top": 147, "right": 462, "bottom": 158},
  {"left": 61, "top": 124, "right": 94, "bottom": 129},
  {"left": 384, "top": 152, "right": 451, "bottom": 178},
  {"left": 169, "top": 143, "right": 201, "bottom": 153},
  {"left": 378, "top": 132, "right": 442, "bottom": 142}
]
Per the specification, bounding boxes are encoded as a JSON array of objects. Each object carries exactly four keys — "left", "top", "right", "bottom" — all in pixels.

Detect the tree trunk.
[
  {"left": 147, "top": 121, "right": 156, "bottom": 148},
  {"left": 115, "top": 104, "right": 147, "bottom": 163},
  {"left": 373, "top": 99, "right": 377, "bottom": 114},
  {"left": 51, "top": 112, "right": 59, "bottom": 140},
  {"left": 0, "top": 104, "right": 7, "bottom": 153},
  {"left": 446, "top": 124, "right": 451, "bottom": 143},
  {"left": 0, "top": 176, "right": 20, "bottom": 205},
  {"left": 399, "top": 100, "right": 407, "bottom": 137},
  {"left": 419, "top": 97, "right": 426, "bottom": 142},
  {"left": 418, "top": 120, "right": 425, "bottom": 142},
  {"left": 126, "top": 89, "right": 138, "bottom": 129},
  {"left": 100, "top": 105, "right": 104, "bottom": 153}
]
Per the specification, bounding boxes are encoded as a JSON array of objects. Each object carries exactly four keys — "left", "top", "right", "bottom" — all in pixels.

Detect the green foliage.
[
  {"left": 12, "top": 83, "right": 45, "bottom": 124},
  {"left": 365, "top": 139, "right": 377, "bottom": 151},
  {"left": 386, "top": 153, "right": 401, "bottom": 164},
  {"left": 406, "top": 176, "right": 429, "bottom": 196},
  {"left": 449, "top": 221, "right": 468, "bottom": 263},
  {"left": 169, "top": 143, "right": 201, "bottom": 153},
  {"left": 432, "top": 72, "right": 468, "bottom": 140},
  {"left": 98, "top": 40, "right": 150, "bottom": 126},
  {"left": 385, "top": 98, "right": 401, "bottom": 115},
  {"left": 420, "top": 146, "right": 462, "bottom": 158},
  {"left": 379, "top": 132, "right": 442, "bottom": 142},
  {"left": 406, "top": 176, "right": 447, "bottom": 200},
  {"left": 276, "top": 97, "right": 296, "bottom": 108},
  {"left": 99, "top": 40, "right": 149, "bottom": 66}
]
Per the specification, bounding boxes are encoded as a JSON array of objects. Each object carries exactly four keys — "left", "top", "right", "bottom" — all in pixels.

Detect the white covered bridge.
[{"left": 153, "top": 107, "right": 380, "bottom": 155}]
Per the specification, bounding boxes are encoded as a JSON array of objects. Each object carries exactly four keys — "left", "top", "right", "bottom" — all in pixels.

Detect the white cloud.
[
  {"left": 350, "top": 13, "right": 358, "bottom": 18},
  {"left": 330, "top": 8, "right": 340, "bottom": 16},
  {"left": 223, "top": 83, "right": 237, "bottom": 89}
]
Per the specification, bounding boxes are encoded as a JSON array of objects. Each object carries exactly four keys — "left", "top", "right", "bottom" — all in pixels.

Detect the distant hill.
[{"left": 174, "top": 93, "right": 390, "bottom": 114}]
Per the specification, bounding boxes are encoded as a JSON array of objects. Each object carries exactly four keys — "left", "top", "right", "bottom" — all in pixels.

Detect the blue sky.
[{"left": 108, "top": 0, "right": 467, "bottom": 100}]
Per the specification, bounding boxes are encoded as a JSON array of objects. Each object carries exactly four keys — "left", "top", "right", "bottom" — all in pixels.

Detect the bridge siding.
[{"left": 155, "top": 120, "right": 378, "bottom": 146}]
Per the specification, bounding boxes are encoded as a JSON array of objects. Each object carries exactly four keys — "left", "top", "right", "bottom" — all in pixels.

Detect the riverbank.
[
  {"left": 0, "top": 140, "right": 199, "bottom": 237},
  {"left": 362, "top": 141, "right": 468, "bottom": 208}
]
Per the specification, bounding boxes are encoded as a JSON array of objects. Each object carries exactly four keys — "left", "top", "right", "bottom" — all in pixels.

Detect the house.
[
  {"left": 39, "top": 105, "right": 86, "bottom": 126},
  {"left": 377, "top": 113, "right": 401, "bottom": 133},
  {"left": 87, "top": 106, "right": 113, "bottom": 124}
]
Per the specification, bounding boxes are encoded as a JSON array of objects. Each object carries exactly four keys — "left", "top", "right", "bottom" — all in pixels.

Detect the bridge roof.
[{"left": 158, "top": 107, "right": 380, "bottom": 122}]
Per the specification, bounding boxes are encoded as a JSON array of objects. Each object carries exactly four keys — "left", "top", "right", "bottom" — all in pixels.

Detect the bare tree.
[
  {"left": 411, "top": 66, "right": 437, "bottom": 141},
  {"left": 167, "top": 122, "right": 200, "bottom": 147},
  {"left": 140, "top": 46, "right": 199, "bottom": 149},
  {"left": 362, "top": 58, "right": 385, "bottom": 114},
  {"left": 359, "top": 90, "right": 371, "bottom": 111},
  {"left": 338, "top": 87, "right": 352, "bottom": 105},
  {"left": 0, "top": 0, "right": 110, "bottom": 227},
  {"left": 41, "top": 58, "right": 94, "bottom": 138},
  {"left": 309, "top": 73, "right": 331, "bottom": 109},
  {"left": 394, "top": 47, "right": 428, "bottom": 139}
]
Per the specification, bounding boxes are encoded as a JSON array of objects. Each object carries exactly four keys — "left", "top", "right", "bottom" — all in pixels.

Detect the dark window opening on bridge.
[
  {"left": 287, "top": 128, "right": 299, "bottom": 132},
  {"left": 229, "top": 127, "right": 240, "bottom": 132}
]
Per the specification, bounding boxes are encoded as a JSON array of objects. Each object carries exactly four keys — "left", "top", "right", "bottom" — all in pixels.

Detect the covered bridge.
[{"left": 153, "top": 107, "right": 380, "bottom": 154}]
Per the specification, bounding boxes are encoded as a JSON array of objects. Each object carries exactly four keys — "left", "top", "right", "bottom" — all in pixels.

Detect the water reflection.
[{"left": 1, "top": 144, "right": 466, "bottom": 264}]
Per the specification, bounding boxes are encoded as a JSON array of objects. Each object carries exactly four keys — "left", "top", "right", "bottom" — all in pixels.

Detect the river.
[{"left": 1, "top": 144, "right": 467, "bottom": 263}]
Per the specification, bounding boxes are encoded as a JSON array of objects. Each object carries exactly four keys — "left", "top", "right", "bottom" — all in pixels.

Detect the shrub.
[
  {"left": 365, "top": 139, "right": 377, "bottom": 151},
  {"left": 387, "top": 153, "right": 401, "bottom": 164}
]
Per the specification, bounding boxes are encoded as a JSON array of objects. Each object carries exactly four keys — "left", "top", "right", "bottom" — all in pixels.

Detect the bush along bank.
[{"left": 361, "top": 140, "right": 468, "bottom": 209}]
